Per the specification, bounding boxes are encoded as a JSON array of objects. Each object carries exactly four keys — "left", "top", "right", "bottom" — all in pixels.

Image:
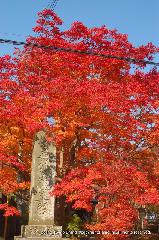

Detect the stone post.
[{"left": 14, "top": 131, "right": 69, "bottom": 240}]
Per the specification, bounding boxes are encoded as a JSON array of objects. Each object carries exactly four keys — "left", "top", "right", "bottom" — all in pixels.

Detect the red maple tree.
[{"left": 0, "top": 9, "right": 159, "bottom": 238}]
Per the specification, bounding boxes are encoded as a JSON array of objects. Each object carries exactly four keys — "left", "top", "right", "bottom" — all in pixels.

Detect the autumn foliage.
[{"left": 0, "top": 9, "right": 159, "bottom": 238}]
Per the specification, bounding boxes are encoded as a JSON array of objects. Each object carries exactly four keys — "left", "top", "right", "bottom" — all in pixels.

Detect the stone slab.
[{"left": 29, "top": 131, "right": 56, "bottom": 225}]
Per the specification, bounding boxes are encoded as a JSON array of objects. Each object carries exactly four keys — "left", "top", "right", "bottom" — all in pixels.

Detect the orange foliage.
[{"left": 0, "top": 9, "right": 159, "bottom": 235}]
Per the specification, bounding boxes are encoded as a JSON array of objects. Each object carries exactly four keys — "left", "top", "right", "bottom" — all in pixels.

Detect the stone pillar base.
[{"left": 14, "top": 225, "right": 69, "bottom": 240}]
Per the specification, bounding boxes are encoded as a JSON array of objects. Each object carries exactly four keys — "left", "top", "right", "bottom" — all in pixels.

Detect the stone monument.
[{"left": 14, "top": 131, "right": 68, "bottom": 240}]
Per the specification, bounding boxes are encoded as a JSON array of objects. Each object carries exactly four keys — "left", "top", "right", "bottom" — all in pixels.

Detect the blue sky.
[{"left": 0, "top": 0, "right": 159, "bottom": 59}]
